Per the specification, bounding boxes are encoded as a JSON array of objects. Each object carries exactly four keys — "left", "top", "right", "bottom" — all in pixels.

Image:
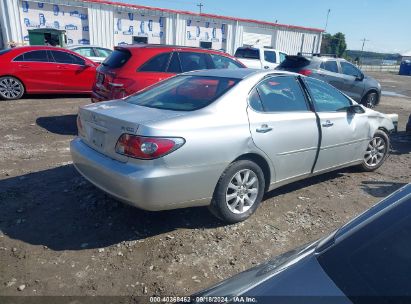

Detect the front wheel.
[
  {"left": 362, "top": 91, "right": 378, "bottom": 108},
  {"left": 360, "top": 130, "right": 389, "bottom": 172},
  {"left": 0, "top": 76, "right": 25, "bottom": 100},
  {"left": 209, "top": 160, "right": 265, "bottom": 224}
]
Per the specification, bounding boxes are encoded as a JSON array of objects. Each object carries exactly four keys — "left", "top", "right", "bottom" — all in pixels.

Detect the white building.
[{"left": 0, "top": 0, "right": 323, "bottom": 55}]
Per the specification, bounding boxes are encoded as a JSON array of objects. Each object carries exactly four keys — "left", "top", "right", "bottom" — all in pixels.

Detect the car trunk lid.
[{"left": 78, "top": 100, "right": 184, "bottom": 162}]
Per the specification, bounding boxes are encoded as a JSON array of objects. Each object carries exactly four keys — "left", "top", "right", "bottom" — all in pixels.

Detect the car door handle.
[
  {"left": 256, "top": 124, "right": 273, "bottom": 133},
  {"left": 19, "top": 64, "right": 29, "bottom": 69},
  {"left": 322, "top": 120, "right": 334, "bottom": 128},
  {"left": 57, "top": 65, "right": 67, "bottom": 69}
]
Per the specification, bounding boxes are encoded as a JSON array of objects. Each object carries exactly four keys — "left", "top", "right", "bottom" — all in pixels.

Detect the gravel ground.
[{"left": 0, "top": 73, "right": 410, "bottom": 297}]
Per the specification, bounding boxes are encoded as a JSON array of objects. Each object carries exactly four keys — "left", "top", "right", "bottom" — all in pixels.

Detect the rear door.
[
  {"left": 303, "top": 77, "right": 370, "bottom": 172},
  {"left": 12, "top": 50, "right": 60, "bottom": 92},
  {"left": 247, "top": 76, "right": 319, "bottom": 182},
  {"left": 49, "top": 50, "right": 95, "bottom": 92},
  {"left": 339, "top": 61, "right": 365, "bottom": 101},
  {"left": 316, "top": 60, "right": 345, "bottom": 91}
]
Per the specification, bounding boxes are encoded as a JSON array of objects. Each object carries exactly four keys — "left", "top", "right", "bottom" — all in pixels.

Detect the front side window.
[
  {"left": 15, "top": 50, "right": 49, "bottom": 62},
  {"left": 320, "top": 60, "right": 338, "bottom": 73},
  {"left": 50, "top": 51, "right": 85, "bottom": 65},
  {"left": 179, "top": 52, "right": 208, "bottom": 72},
  {"left": 264, "top": 51, "right": 277, "bottom": 64},
  {"left": 250, "top": 76, "right": 308, "bottom": 112},
  {"left": 126, "top": 76, "right": 239, "bottom": 111},
  {"left": 305, "top": 77, "right": 351, "bottom": 112},
  {"left": 139, "top": 52, "right": 171, "bottom": 72},
  {"left": 210, "top": 54, "right": 243, "bottom": 69},
  {"left": 279, "top": 52, "right": 287, "bottom": 63},
  {"left": 340, "top": 62, "right": 362, "bottom": 78}
]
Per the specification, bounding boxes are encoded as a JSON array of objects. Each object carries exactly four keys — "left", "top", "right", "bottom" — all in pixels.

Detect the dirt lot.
[{"left": 1, "top": 72, "right": 411, "bottom": 298}]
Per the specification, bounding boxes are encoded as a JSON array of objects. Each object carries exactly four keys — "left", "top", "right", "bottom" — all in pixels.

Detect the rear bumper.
[
  {"left": 70, "top": 138, "right": 220, "bottom": 211},
  {"left": 91, "top": 90, "right": 108, "bottom": 103}
]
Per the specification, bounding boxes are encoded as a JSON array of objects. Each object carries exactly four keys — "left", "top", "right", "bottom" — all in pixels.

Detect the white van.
[{"left": 234, "top": 46, "right": 287, "bottom": 69}]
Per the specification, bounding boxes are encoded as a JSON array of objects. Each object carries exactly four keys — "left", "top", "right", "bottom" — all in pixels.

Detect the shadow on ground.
[
  {"left": 0, "top": 165, "right": 221, "bottom": 251},
  {"left": 36, "top": 115, "right": 78, "bottom": 135},
  {"left": 360, "top": 180, "right": 407, "bottom": 198},
  {"left": 23, "top": 93, "right": 90, "bottom": 100},
  {"left": 390, "top": 131, "right": 411, "bottom": 155}
]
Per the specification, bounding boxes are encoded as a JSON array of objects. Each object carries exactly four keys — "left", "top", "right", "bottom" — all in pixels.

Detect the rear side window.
[
  {"left": 15, "top": 50, "right": 49, "bottom": 62},
  {"left": 250, "top": 76, "right": 308, "bottom": 112},
  {"left": 139, "top": 52, "right": 171, "bottom": 72},
  {"left": 95, "top": 48, "right": 112, "bottom": 58},
  {"left": 234, "top": 48, "right": 260, "bottom": 60},
  {"left": 320, "top": 60, "right": 338, "bottom": 73},
  {"left": 102, "top": 49, "right": 131, "bottom": 68},
  {"left": 167, "top": 52, "right": 182, "bottom": 73},
  {"left": 179, "top": 52, "right": 208, "bottom": 72},
  {"left": 264, "top": 51, "right": 277, "bottom": 64},
  {"left": 278, "top": 56, "right": 310, "bottom": 68},
  {"left": 279, "top": 52, "right": 287, "bottom": 63},
  {"left": 305, "top": 77, "right": 351, "bottom": 112},
  {"left": 50, "top": 51, "right": 85, "bottom": 65},
  {"left": 126, "top": 76, "right": 239, "bottom": 111},
  {"left": 210, "top": 54, "right": 243, "bottom": 69},
  {"left": 73, "top": 47, "right": 95, "bottom": 57}
]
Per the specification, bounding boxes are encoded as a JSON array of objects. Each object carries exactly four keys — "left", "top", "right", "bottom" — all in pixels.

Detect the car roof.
[
  {"left": 116, "top": 44, "right": 229, "bottom": 55},
  {"left": 11, "top": 46, "right": 74, "bottom": 52},
  {"left": 183, "top": 68, "right": 298, "bottom": 79}
]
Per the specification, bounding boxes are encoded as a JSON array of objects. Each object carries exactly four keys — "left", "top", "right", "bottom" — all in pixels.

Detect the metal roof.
[{"left": 78, "top": 0, "right": 324, "bottom": 33}]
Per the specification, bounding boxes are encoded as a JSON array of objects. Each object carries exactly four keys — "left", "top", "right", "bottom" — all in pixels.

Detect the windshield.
[
  {"left": 102, "top": 49, "right": 131, "bottom": 68},
  {"left": 125, "top": 76, "right": 239, "bottom": 111}
]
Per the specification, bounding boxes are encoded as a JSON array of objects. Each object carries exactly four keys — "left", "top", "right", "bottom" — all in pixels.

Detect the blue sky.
[{"left": 120, "top": 0, "right": 410, "bottom": 54}]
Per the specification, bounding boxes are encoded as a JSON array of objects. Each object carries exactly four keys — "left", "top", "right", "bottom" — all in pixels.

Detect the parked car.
[
  {"left": 67, "top": 45, "right": 113, "bottom": 63},
  {"left": 71, "top": 69, "right": 395, "bottom": 223},
  {"left": 0, "top": 46, "right": 97, "bottom": 100},
  {"left": 91, "top": 45, "right": 245, "bottom": 102},
  {"left": 276, "top": 54, "right": 382, "bottom": 108},
  {"left": 234, "top": 45, "right": 287, "bottom": 69},
  {"left": 194, "top": 184, "right": 411, "bottom": 303},
  {"left": 406, "top": 114, "right": 411, "bottom": 133}
]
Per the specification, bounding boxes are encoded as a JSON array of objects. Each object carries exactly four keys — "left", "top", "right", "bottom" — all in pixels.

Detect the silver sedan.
[{"left": 70, "top": 69, "right": 395, "bottom": 223}]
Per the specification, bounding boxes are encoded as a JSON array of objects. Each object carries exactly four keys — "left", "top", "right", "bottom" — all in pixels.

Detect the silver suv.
[{"left": 276, "top": 54, "right": 382, "bottom": 108}]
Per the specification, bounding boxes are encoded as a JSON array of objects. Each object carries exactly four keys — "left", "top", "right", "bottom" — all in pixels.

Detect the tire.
[
  {"left": 209, "top": 160, "right": 265, "bottom": 224},
  {"left": 0, "top": 76, "right": 25, "bottom": 100},
  {"left": 362, "top": 91, "right": 378, "bottom": 108},
  {"left": 359, "top": 130, "right": 389, "bottom": 172}
]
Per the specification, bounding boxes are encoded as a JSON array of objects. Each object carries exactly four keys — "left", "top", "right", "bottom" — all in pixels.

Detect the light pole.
[
  {"left": 197, "top": 3, "right": 203, "bottom": 14},
  {"left": 324, "top": 9, "right": 331, "bottom": 33}
]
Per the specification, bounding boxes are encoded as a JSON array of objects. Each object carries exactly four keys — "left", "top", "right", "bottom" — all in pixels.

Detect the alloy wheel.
[
  {"left": 226, "top": 169, "right": 259, "bottom": 214},
  {"left": 0, "top": 77, "right": 23, "bottom": 100},
  {"left": 365, "top": 93, "right": 377, "bottom": 108},
  {"left": 364, "top": 136, "right": 387, "bottom": 167}
]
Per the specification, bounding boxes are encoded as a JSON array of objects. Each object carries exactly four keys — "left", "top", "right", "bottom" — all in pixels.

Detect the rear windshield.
[
  {"left": 126, "top": 76, "right": 239, "bottom": 111},
  {"left": 278, "top": 56, "right": 311, "bottom": 68},
  {"left": 0, "top": 49, "right": 11, "bottom": 56},
  {"left": 102, "top": 49, "right": 131, "bottom": 68},
  {"left": 234, "top": 48, "right": 260, "bottom": 60}
]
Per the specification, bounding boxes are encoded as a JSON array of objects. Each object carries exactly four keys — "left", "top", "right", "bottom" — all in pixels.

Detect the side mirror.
[
  {"left": 355, "top": 73, "right": 364, "bottom": 81},
  {"left": 347, "top": 104, "right": 365, "bottom": 114},
  {"left": 83, "top": 61, "right": 95, "bottom": 68}
]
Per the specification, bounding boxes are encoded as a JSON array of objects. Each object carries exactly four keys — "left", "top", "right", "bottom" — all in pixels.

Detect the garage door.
[{"left": 243, "top": 27, "right": 273, "bottom": 47}]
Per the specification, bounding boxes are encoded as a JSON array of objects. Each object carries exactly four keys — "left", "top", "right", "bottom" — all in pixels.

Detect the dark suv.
[
  {"left": 276, "top": 55, "right": 382, "bottom": 108},
  {"left": 92, "top": 45, "right": 245, "bottom": 102}
]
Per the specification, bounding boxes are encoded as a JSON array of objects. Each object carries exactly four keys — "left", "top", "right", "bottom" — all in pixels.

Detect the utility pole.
[
  {"left": 197, "top": 3, "right": 203, "bottom": 14},
  {"left": 360, "top": 38, "right": 370, "bottom": 67},
  {"left": 324, "top": 9, "right": 331, "bottom": 32}
]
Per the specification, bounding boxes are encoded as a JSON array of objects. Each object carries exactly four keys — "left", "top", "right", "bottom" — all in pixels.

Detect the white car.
[
  {"left": 234, "top": 46, "right": 287, "bottom": 69},
  {"left": 67, "top": 45, "right": 113, "bottom": 63}
]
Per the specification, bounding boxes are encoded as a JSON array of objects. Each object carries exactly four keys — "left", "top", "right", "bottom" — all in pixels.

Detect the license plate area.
[{"left": 91, "top": 128, "right": 105, "bottom": 149}]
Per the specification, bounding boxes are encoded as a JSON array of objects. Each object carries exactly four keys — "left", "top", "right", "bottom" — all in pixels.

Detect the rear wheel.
[
  {"left": 362, "top": 91, "right": 378, "bottom": 108},
  {"left": 0, "top": 76, "right": 25, "bottom": 100},
  {"left": 360, "top": 130, "right": 389, "bottom": 171},
  {"left": 209, "top": 160, "right": 265, "bottom": 223}
]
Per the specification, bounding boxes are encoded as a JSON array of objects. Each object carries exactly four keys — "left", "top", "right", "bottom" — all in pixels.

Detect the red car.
[
  {"left": 0, "top": 46, "right": 97, "bottom": 100},
  {"left": 92, "top": 45, "right": 245, "bottom": 102}
]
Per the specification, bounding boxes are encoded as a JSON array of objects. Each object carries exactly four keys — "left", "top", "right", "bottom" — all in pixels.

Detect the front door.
[
  {"left": 247, "top": 76, "right": 319, "bottom": 183},
  {"left": 303, "top": 77, "right": 370, "bottom": 173}
]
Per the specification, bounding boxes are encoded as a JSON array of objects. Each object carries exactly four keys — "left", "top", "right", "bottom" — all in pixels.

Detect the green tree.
[{"left": 321, "top": 32, "right": 347, "bottom": 57}]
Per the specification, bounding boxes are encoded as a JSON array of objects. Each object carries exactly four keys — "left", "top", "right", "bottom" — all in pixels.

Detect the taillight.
[
  {"left": 298, "top": 69, "right": 313, "bottom": 76},
  {"left": 115, "top": 134, "right": 185, "bottom": 159},
  {"left": 110, "top": 77, "right": 134, "bottom": 99}
]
